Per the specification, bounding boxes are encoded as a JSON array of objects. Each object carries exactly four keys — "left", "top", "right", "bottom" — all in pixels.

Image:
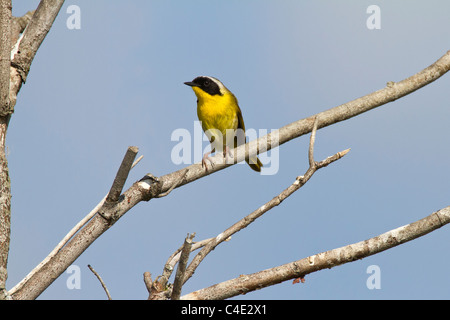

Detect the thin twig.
[
  {"left": 143, "top": 272, "right": 152, "bottom": 293},
  {"left": 165, "top": 237, "right": 216, "bottom": 271},
  {"left": 87, "top": 264, "right": 112, "bottom": 300},
  {"left": 308, "top": 116, "right": 319, "bottom": 167},
  {"left": 182, "top": 116, "right": 350, "bottom": 285}
]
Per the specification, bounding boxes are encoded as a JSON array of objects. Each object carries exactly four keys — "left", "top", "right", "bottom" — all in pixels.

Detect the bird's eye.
[{"left": 204, "top": 80, "right": 210, "bottom": 86}]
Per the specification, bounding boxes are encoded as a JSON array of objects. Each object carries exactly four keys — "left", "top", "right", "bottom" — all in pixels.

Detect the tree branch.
[
  {"left": 0, "top": 0, "right": 12, "bottom": 300},
  {"left": 181, "top": 206, "right": 450, "bottom": 300},
  {"left": 88, "top": 265, "right": 112, "bottom": 300},
  {"left": 171, "top": 233, "right": 195, "bottom": 300},
  {"left": 107, "top": 147, "right": 138, "bottom": 203},
  {"left": 1, "top": 1, "right": 62, "bottom": 300},
  {"left": 145, "top": 235, "right": 225, "bottom": 300},
  {"left": 10, "top": 10, "right": 34, "bottom": 46}
]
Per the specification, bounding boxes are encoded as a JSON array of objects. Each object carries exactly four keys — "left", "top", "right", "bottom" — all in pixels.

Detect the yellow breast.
[{"left": 194, "top": 87, "right": 239, "bottom": 147}]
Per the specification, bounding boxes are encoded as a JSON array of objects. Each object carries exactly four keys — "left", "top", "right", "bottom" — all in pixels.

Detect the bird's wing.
[
  {"left": 236, "top": 107, "right": 245, "bottom": 131},
  {"left": 235, "top": 106, "right": 247, "bottom": 147}
]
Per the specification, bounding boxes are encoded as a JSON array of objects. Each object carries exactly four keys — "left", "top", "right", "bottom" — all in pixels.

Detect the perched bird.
[{"left": 184, "top": 76, "right": 262, "bottom": 172}]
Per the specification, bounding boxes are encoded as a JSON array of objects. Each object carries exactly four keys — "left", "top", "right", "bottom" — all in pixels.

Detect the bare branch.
[
  {"left": 105, "top": 146, "right": 139, "bottom": 204},
  {"left": 88, "top": 265, "right": 112, "bottom": 300},
  {"left": 171, "top": 233, "right": 195, "bottom": 300},
  {"left": 166, "top": 237, "right": 216, "bottom": 270},
  {"left": 144, "top": 274, "right": 172, "bottom": 300},
  {"left": 10, "top": 11, "right": 34, "bottom": 46},
  {"left": 143, "top": 272, "right": 152, "bottom": 292},
  {"left": 148, "top": 238, "right": 218, "bottom": 300},
  {"left": 308, "top": 116, "right": 319, "bottom": 167},
  {"left": 0, "top": 1, "right": 64, "bottom": 300},
  {"left": 0, "top": 0, "right": 12, "bottom": 300},
  {"left": 181, "top": 206, "right": 450, "bottom": 300},
  {"left": 145, "top": 235, "right": 224, "bottom": 300}
]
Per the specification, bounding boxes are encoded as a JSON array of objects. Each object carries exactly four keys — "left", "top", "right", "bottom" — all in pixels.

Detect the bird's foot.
[
  {"left": 202, "top": 151, "right": 214, "bottom": 172},
  {"left": 223, "top": 146, "right": 234, "bottom": 164}
]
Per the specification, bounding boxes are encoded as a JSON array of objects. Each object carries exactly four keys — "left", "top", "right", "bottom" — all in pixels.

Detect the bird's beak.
[{"left": 184, "top": 81, "right": 198, "bottom": 87}]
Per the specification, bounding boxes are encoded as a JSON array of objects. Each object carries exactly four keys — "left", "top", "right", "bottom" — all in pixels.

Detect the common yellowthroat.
[{"left": 184, "top": 76, "right": 262, "bottom": 172}]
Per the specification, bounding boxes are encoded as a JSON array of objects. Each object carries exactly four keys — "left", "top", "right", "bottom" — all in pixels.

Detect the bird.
[{"left": 184, "top": 76, "right": 262, "bottom": 172}]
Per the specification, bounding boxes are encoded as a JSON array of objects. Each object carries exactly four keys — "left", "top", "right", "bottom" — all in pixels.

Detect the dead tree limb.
[{"left": 181, "top": 205, "right": 450, "bottom": 300}]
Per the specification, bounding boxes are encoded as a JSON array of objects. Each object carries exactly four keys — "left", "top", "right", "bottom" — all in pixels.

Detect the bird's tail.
[{"left": 247, "top": 156, "right": 263, "bottom": 172}]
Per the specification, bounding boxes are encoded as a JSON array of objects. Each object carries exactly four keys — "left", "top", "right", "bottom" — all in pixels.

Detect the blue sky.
[{"left": 6, "top": 1, "right": 450, "bottom": 299}]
